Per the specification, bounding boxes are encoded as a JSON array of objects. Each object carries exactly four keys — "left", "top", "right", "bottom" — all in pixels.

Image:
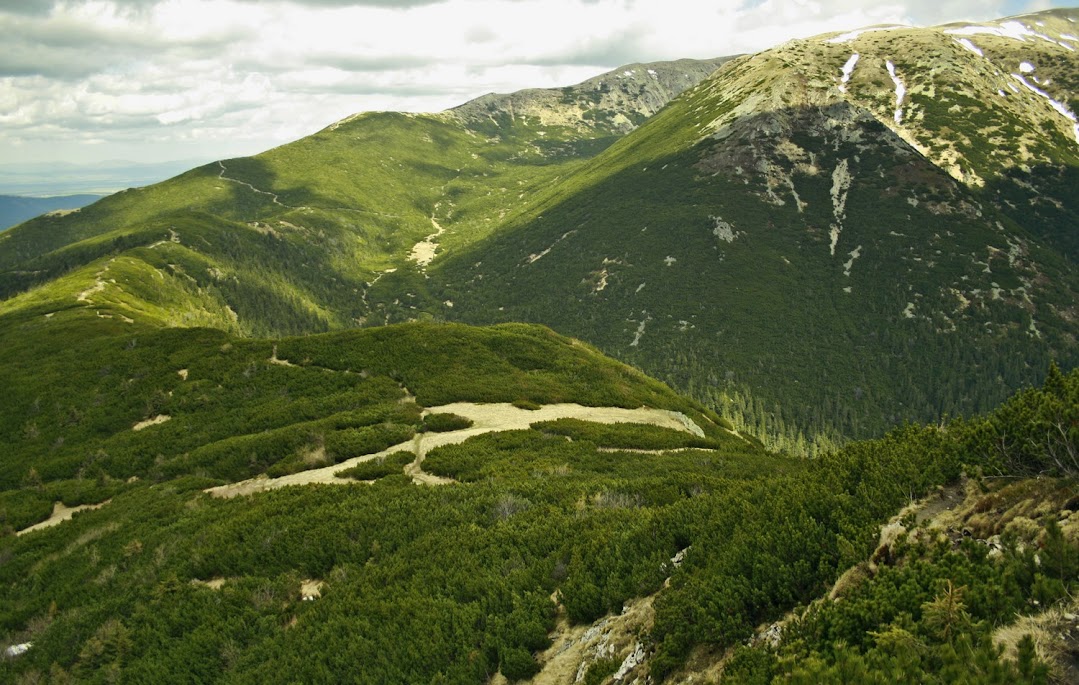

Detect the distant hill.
[
  {"left": 0, "top": 194, "right": 101, "bottom": 231},
  {"left": 0, "top": 159, "right": 207, "bottom": 197}
]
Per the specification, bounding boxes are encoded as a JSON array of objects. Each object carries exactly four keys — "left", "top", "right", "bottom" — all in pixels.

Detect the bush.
[
  {"left": 325, "top": 424, "right": 415, "bottom": 462},
  {"left": 335, "top": 452, "right": 414, "bottom": 481},
  {"left": 421, "top": 413, "right": 474, "bottom": 432},
  {"left": 500, "top": 646, "right": 540, "bottom": 682},
  {"left": 584, "top": 657, "right": 619, "bottom": 685}
]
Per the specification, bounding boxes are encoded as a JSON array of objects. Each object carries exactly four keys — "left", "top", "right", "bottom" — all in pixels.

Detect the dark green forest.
[{"left": 0, "top": 307, "right": 1075, "bottom": 682}]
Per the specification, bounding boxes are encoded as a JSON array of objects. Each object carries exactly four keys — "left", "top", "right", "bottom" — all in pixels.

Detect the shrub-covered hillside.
[{"left": 0, "top": 297, "right": 1075, "bottom": 682}]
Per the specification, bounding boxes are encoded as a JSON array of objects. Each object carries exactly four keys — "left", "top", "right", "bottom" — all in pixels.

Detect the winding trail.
[
  {"left": 217, "top": 161, "right": 290, "bottom": 208},
  {"left": 206, "top": 402, "right": 705, "bottom": 498}
]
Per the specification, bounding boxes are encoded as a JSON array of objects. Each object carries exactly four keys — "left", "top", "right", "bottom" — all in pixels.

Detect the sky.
[{"left": 0, "top": 0, "right": 1072, "bottom": 168}]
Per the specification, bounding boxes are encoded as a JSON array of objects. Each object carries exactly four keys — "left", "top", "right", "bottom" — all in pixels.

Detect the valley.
[{"left": 0, "top": 7, "right": 1076, "bottom": 684}]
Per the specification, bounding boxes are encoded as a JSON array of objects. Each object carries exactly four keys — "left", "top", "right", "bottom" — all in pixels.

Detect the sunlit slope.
[
  {"left": 433, "top": 9, "right": 1079, "bottom": 448},
  {"left": 0, "top": 60, "right": 727, "bottom": 336}
]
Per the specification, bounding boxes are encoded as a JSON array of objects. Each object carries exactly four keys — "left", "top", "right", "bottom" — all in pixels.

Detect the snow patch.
[
  {"left": 829, "top": 159, "right": 852, "bottom": 256},
  {"left": 1019, "top": 61, "right": 1035, "bottom": 73},
  {"left": 711, "top": 215, "right": 738, "bottom": 243},
  {"left": 635, "top": 282, "right": 646, "bottom": 293},
  {"left": 843, "top": 245, "right": 863, "bottom": 277},
  {"left": 885, "top": 61, "right": 906, "bottom": 124},
  {"left": 826, "top": 25, "right": 907, "bottom": 44},
  {"left": 1011, "top": 73, "right": 1079, "bottom": 143},
  {"left": 954, "top": 38, "right": 983, "bottom": 57},
  {"left": 630, "top": 314, "right": 651, "bottom": 347},
  {"left": 838, "top": 53, "right": 859, "bottom": 93},
  {"left": 945, "top": 21, "right": 1075, "bottom": 51}
]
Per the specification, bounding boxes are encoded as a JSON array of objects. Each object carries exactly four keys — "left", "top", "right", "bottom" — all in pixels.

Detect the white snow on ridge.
[
  {"left": 954, "top": 38, "right": 984, "bottom": 57},
  {"left": 838, "top": 53, "right": 859, "bottom": 93},
  {"left": 1019, "top": 61, "right": 1035, "bottom": 73},
  {"left": 946, "top": 21, "right": 1074, "bottom": 51},
  {"left": 1012, "top": 73, "right": 1079, "bottom": 143},
  {"left": 945, "top": 22, "right": 1028, "bottom": 40},
  {"left": 826, "top": 25, "right": 908, "bottom": 44},
  {"left": 886, "top": 61, "right": 906, "bottom": 124}
]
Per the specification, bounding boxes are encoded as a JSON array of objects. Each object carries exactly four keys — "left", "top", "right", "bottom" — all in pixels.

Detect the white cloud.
[{"left": 0, "top": 0, "right": 1064, "bottom": 165}]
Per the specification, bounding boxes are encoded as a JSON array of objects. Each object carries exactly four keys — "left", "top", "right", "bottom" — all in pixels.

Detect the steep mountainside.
[
  {"left": 433, "top": 9, "right": 1079, "bottom": 449},
  {"left": 0, "top": 12, "right": 1076, "bottom": 452}
]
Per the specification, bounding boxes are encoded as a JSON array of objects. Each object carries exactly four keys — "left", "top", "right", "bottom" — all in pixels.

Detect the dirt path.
[
  {"left": 207, "top": 402, "right": 706, "bottom": 498},
  {"left": 218, "top": 161, "right": 291, "bottom": 208},
  {"left": 408, "top": 216, "right": 446, "bottom": 267},
  {"left": 16, "top": 500, "right": 110, "bottom": 537}
]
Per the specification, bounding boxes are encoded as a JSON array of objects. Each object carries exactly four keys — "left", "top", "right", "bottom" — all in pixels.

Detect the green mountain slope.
[
  {"left": 0, "top": 14, "right": 1076, "bottom": 683},
  {"left": 0, "top": 308, "right": 1073, "bottom": 682},
  {"left": 0, "top": 58, "right": 727, "bottom": 337},
  {"left": 1, "top": 13, "right": 1076, "bottom": 453},
  {"left": 432, "top": 8, "right": 1079, "bottom": 450}
]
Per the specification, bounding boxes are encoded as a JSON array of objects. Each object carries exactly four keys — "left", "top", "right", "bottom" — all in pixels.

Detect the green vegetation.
[
  {"left": 0, "top": 38, "right": 1075, "bottom": 456},
  {"left": 0, "top": 314, "right": 704, "bottom": 532},
  {"left": 422, "top": 413, "right": 475, "bottom": 433},
  {"left": 336, "top": 451, "right": 415, "bottom": 480},
  {"left": 0, "top": 18, "right": 1078, "bottom": 683},
  {"left": 533, "top": 418, "right": 735, "bottom": 451},
  {"left": 433, "top": 72, "right": 1079, "bottom": 453},
  {"left": 0, "top": 340, "right": 1073, "bottom": 683},
  {"left": 723, "top": 480, "right": 1077, "bottom": 684}
]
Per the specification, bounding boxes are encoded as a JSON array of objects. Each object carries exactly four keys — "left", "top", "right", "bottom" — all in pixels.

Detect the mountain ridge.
[
  {"left": 0, "top": 11, "right": 1076, "bottom": 451},
  {"left": 0, "top": 9, "right": 1077, "bottom": 683}
]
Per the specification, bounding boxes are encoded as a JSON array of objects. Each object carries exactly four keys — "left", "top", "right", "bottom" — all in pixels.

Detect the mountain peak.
[{"left": 449, "top": 57, "right": 735, "bottom": 135}]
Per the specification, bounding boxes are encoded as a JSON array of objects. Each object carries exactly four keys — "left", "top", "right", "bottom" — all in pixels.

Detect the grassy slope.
[{"left": 0, "top": 59, "right": 727, "bottom": 338}]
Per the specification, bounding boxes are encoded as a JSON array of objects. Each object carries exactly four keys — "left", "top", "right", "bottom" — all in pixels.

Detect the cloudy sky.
[{"left": 0, "top": 0, "right": 1070, "bottom": 167}]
